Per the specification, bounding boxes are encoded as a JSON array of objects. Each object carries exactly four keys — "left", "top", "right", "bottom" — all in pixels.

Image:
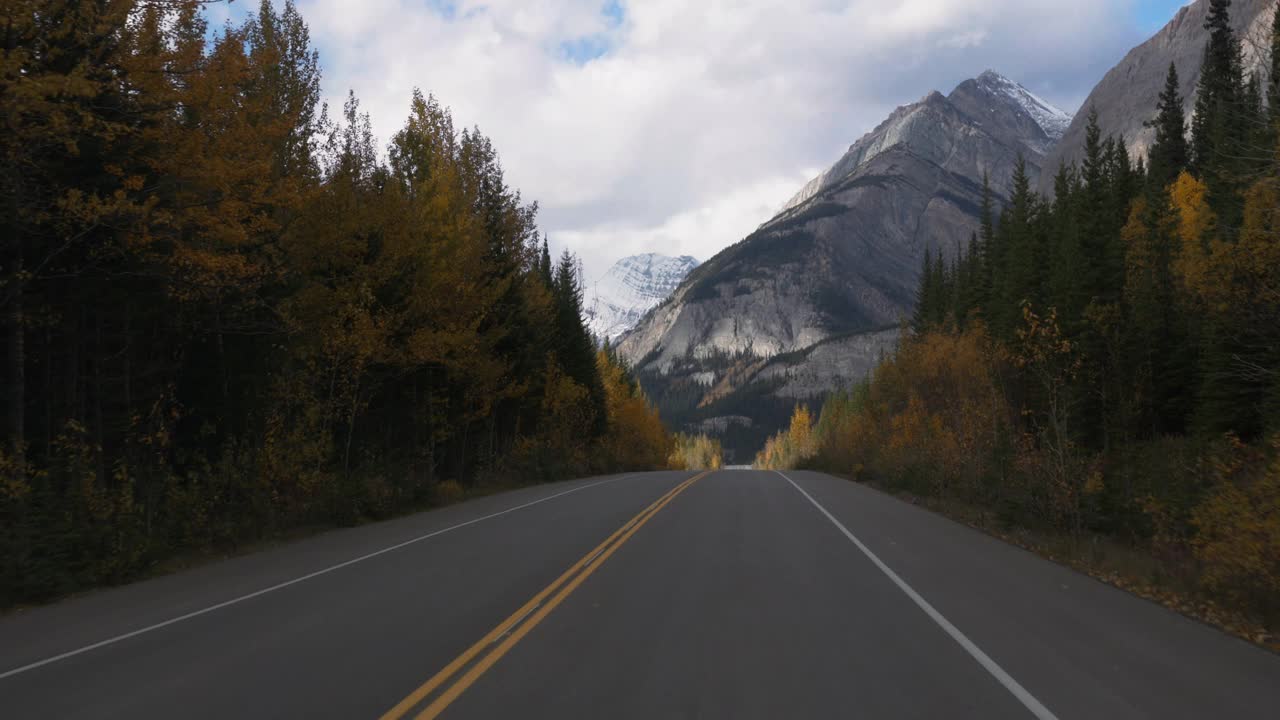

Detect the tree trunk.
[{"left": 7, "top": 254, "right": 24, "bottom": 471}]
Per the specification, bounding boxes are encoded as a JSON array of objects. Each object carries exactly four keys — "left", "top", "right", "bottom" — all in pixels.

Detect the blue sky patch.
[
  {"left": 558, "top": 1, "right": 626, "bottom": 65},
  {"left": 1134, "top": 0, "right": 1191, "bottom": 33}
]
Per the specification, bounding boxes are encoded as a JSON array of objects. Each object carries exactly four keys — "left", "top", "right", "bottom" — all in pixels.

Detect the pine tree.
[
  {"left": 539, "top": 234, "right": 553, "bottom": 287},
  {"left": 958, "top": 232, "right": 983, "bottom": 325},
  {"left": 993, "top": 156, "right": 1041, "bottom": 335},
  {"left": 912, "top": 247, "right": 936, "bottom": 334},
  {"left": 974, "top": 173, "right": 997, "bottom": 314},
  {"left": 1191, "top": 0, "right": 1246, "bottom": 228},
  {"left": 1047, "top": 164, "right": 1087, "bottom": 327},
  {"left": 1192, "top": 0, "right": 1242, "bottom": 170},
  {"left": 1269, "top": 0, "right": 1280, "bottom": 127},
  {"left": 1078, "top": 110, "right": 1127, "bottom": 307},
  {"left": 552, "top": 252, "right": 607, "bottom": 435},
  {"left": 932, "top": 250, "right": 950, "bottom": 328},
  {"left": 1147, "top": 63, "right": 1189, "bottom": 189}
]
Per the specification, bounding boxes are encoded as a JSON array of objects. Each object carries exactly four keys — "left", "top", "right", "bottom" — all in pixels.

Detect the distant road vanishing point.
[{"left": 2, "top": 470, "right": 1277, "bottom": 719}]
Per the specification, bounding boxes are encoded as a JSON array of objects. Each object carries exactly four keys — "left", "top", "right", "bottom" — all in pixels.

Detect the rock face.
[
  {"left": 618, "top": 71, "right": 1071, "bottom": 459},
  {"left": 584, "top": 254, "right": 699, "bottom": 342},
  {"left": 1040, "top": 0, "right": 1274, "bottom": 194}
]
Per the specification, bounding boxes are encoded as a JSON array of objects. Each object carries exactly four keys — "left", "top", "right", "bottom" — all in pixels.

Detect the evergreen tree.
[
  {"left": 959, "top": 231, "right": 983, "bottom": 325},
  {"left": 993, "top": 156, "right": 1041, "bottom": 335},
  {"left": 1123, "top": 194, "right": 1194, "bottom": 436},
  {"left": 1269, "top": 0, "right": 1280, "bottom": 127},
  {"left": 933, "top": 250, "right": 950, "bottom": 328},
  {"left": 552, "top": 252, "right": 607, "bottom": 435},
  {"left": 1047, "top": 164, "right": 1087, "bottom": 324},
  {"left": 539, "top": 234, "right": 553, "bottom": 287},
  {"left": 1191, "top": 0, "right": 1246, "bottom": 228},
  {"left": 1078, "top": 110, "right": 1127, "bottom": 308},
  {"left": 912, "top": 246, "right": 936, "bottom": 334},
  {"left": 1147, "top": 63, "right": 1189, "bottom": 189},
  {"left": 974, "top": 173, "right": 997, "bottom": 314}
]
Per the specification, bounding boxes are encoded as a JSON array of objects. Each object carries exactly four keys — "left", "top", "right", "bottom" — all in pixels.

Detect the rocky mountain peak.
[
  {"left": 776, "top": 70, "right": 1069, "bottom": 216},
  {"left": 947, "top": 70, "right": 1073, "bottom": 156},
  {"left": 618, "top": 69, "right": 1076, "bottom": 456},
  {"left": 585, "top": 254, "right": 699, "bottom": 342}
]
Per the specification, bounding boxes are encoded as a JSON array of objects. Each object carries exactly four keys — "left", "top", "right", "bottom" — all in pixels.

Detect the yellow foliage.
[
  {"left": 431, "top": 480, "right": 465, "bottom": 506},
  {"left": 1197, "top": 179, "right": 1280, "bottom": 316},
  {"left": 756, "top": 403, "right": 821, "bottom": 470},
  {"left": 1192, "top": 436, "right": 1280, "bottom": 604},
  {"left": 593, "top": 351, "right": 671, "bottom": 471},
  {"left": 1169, "top": 171, "right": 1215, "bottom": 298},
  {"left": 788, "top": 405, "right": 816, "bottom": 459},
  {"left": 787, "top": 328, "right": 1010, "bottom": 499},
  {"left": 669, "top": 434, "right": 723, "bottom": 471}
]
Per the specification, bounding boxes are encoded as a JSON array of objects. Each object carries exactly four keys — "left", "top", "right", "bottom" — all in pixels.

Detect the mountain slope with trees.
[
  {"left": 618, "top": 71, "right": 1072, "bottom": 460},
  {"left": 1042, "top": 0, "right": 1274, "bottom": 194}
]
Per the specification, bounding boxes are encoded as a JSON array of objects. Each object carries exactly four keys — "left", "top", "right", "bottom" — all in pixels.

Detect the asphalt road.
[{"left": 1, "top": 470, "right": 1277, "bottom": 719}]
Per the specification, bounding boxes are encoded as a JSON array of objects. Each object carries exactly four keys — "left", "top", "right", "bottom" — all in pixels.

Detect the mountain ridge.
[
  {"left": 619, "top": 69, "right": 1068, "bottom": 456},
  {"left": 585, "top": 253, "right": 699, "bottom": 342}
]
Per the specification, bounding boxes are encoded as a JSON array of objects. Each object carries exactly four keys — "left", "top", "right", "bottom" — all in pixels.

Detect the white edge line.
[
  {"left": 775, "top": 470, "right": 1059, "bottom": 720},
  {"left": 0, "top": 472, "right": 659, "bottom": 681}
]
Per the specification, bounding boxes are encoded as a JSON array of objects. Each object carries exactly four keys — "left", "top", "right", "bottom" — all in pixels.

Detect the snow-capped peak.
[
  {"left": 586, "top": 254, "right": 700, "bottom": 342},
  {"left": 976, "top": 70, "right": 1073, "bottom": 141}
]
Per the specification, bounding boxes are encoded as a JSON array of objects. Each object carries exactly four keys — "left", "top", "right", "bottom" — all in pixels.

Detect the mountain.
[
  {"left": 1041, "top": 0, "right": 1274, "bottom": 194},
  {"left": 618, "top": 71, "right": 1071, "bottom": 459},
  {"left": 585, "top": 254, "right": 700, "bottom": 342},
  {"left": 779, "top": 71, "right": 1071, "bottom": 216}
]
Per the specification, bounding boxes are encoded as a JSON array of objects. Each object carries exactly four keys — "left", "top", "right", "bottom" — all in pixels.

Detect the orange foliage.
[
  {"left": 595, "top": 351, "right": 671, "bottom": 472},
  {"left": 1192, "top": 437, "right": 1280, "bottom": 607},
  {"left": 1169, "top": 171, "right": 1215, "bottom": 298}
]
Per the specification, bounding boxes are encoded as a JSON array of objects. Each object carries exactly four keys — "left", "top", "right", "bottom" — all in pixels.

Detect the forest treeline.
[
  {"left": 0, "top": 0, "right": 679, "bottom": 604},
  {"left": 760, "top": 0, "right": 1280, "bottom": 630}
]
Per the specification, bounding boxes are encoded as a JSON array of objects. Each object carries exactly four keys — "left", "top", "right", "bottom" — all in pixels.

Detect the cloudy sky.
[{"left": 211, "top": 0, "right": 1191, "bottom": 283}]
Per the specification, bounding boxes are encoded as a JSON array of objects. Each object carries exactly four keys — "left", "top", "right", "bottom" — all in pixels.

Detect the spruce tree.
[
  {"left": 1104, "top": 138, "right": 1137, "bottom": 298},
  {"left": 1047, "top": 164, "right": 1087, "bottom": 327},
  {"left": 1080, "top": 110, "right": 1117, "bottom": 305},
  {"left": 552, "top": 251, "right": 607, "bottom": 434},
  {"left": 933, "top": 251, "right": 950, "bottom": 328},
  {"left": 1191, "top": 0, "right": 1246, "bottom": 228},
  {"left": 1147, "top": 63, "right": 1189, "bottom": 189},
  {"left": 1270, "top": 0, "right": 1280, "bottom": 127},
  {"left": 1243, "top": 72, "right": 1267, "bottom": 172},
  {"left": 994, "top": 156, "right": 1041, "bottom": 335},
  {"left": 959, "top": 231, "right": 983, "bottom": 325},
  {"left": 1191, "top": 0, "right": 1241, "bottom": 172},
  {"left": 912, "top": 246, "right": 936, "bottom": 334},
  {"left": 539, "top": 234, "right": 553, "bottom": 287},
  {"left": 974, "top": 173, "right": 997, "bottom": 313}
]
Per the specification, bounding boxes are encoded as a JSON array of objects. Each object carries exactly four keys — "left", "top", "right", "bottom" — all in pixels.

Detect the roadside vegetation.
[
  {"left": 759, "top": 1, "right": 1280, "bottom": 646},
  {"left": 0, "top": 1, "right": 673, "bottom": 606},
  {"left": 667, "top": 433, "right": 725, "bottom": 471}
]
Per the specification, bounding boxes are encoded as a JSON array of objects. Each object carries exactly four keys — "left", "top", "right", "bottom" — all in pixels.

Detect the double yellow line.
[{"left": 380, "top": 471, "right": 710, "bottom": 720}]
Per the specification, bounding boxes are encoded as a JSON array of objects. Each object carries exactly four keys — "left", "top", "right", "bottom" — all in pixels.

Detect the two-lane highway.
[{"left": 1, "top": 470, "right": 1278, "bottom": 718}]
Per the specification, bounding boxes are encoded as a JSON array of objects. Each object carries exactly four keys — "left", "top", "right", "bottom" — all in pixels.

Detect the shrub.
[{"left": 431, "top": 480, "right": 466, "bottom": 506}]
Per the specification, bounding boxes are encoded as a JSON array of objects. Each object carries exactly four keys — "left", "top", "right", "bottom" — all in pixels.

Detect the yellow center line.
[{"left": 379, "top": 471, "right": 709, "bottom": 720}]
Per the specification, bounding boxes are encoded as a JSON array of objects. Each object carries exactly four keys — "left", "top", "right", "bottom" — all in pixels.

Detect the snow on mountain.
[
  {"left": 586, "top": 254, "right": 700, "bottom": 342},
  {"left": 975, "top": 70, "right": 1073, "bottom": 142},
  {"left": 777, "top": 71, "right": 1073, "bottom": 216}
]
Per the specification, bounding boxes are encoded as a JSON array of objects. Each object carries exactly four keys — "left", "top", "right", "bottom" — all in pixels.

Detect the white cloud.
[{"left": 294, "top": 0, "right": 1152, "bottom": 279}]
